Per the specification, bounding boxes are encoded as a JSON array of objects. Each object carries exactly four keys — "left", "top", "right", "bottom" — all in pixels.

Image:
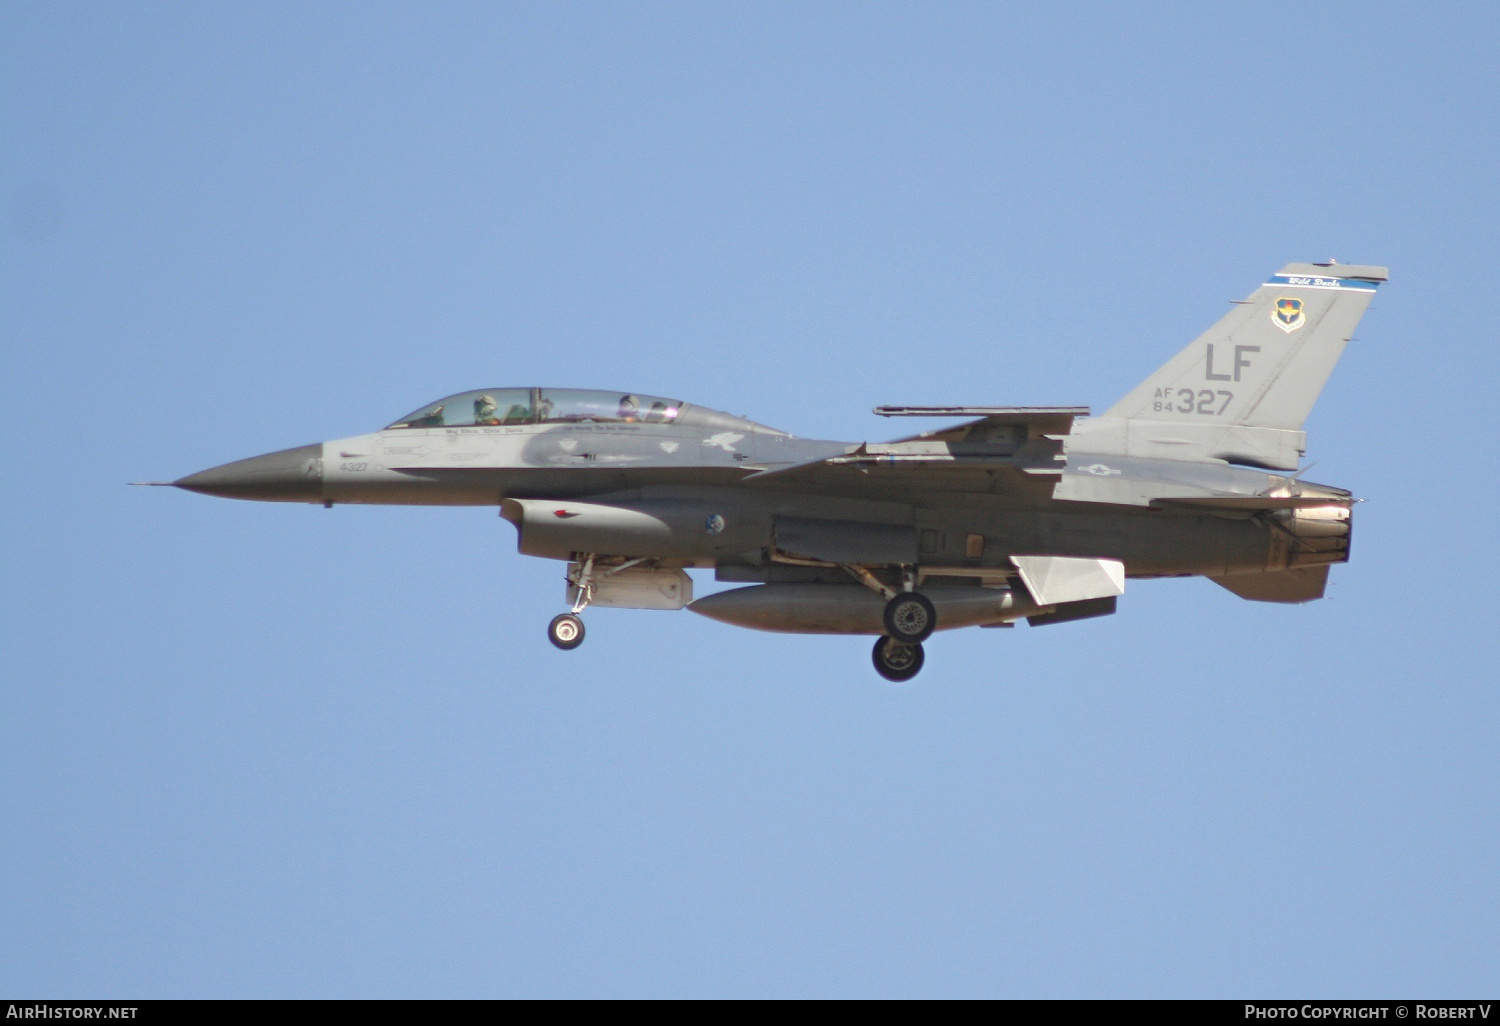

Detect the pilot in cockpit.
[
  {"left": 617, "top": 394, "right": 640, "bottom": 422},
  {"left": 474, "top": 394, "right": 501, "bottom": 426}
]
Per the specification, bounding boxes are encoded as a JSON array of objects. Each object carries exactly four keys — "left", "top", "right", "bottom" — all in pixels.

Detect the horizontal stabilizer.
[
  {"left": 1012, "top": 555, "right": 1125, "bottom": 606},
  {"left": 1210, "top": 565, "right": 1329, "bottom": 603}
]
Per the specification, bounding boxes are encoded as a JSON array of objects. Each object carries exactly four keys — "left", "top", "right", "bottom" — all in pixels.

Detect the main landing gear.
[
  {"left": 841, "top": 565, "right": 936, "bottom": 681},
  {"left": 872, "top": 636, "right": 925, "bottom": 682},
  {"left": 882, "top": 591, "right": 936, "bottom": 644},
  {"left": 874, "top": 591, "right": 933, "bottom": 681},
  {"left": 871, "top": 591, "right": 933, "bottom": 681}
]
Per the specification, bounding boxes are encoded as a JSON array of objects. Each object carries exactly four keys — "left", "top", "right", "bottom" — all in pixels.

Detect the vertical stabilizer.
[{"left": 1068, "top": 262, "right": 1387, "bottom": 470}]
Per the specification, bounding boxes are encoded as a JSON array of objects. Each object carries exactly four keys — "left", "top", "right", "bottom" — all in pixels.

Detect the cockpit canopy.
[{"left": 387, "top": 388, "right": 685, "bottom": 429}]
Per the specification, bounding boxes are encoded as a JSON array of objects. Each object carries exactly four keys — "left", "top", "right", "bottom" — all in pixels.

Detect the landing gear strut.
[
  {"left": 550, "top": 554, "right": 595, "bottom": 650},
  {"left": 836, "top": 562, "right": 938, "bottom": 644},
  {"left": 833, "top": 563, "right": 935, "bottom": 679},
  {"left": 872, "top": 636, "right": 925, "bottom": 682}
]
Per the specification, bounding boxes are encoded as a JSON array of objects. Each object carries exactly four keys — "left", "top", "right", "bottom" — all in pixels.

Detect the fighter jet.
[{"left": 154, "top": 261, "right": 1383, "bottom": 681}]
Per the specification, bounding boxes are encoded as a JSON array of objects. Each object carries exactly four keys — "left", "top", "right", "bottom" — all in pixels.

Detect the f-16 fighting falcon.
[{"left": 153, "top": 262, "right": 1384, "bottom": 681}]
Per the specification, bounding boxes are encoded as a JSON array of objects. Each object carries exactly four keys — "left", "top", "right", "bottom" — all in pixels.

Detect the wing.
[
  {"left": 873, "top": 406, "right": 1088, "bottom": 440},
  {"left": 744, "top": 406, "right": 1088, "bottom": 500}
]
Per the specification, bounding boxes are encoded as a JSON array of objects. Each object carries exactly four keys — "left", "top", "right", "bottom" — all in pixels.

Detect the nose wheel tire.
[
  {"left": 872, "top": 636, "right": 925, "bottom": 682},
  {"left": 548, "top": 613, "right": 585, "bottom": 650},
  {"left": 883, "top": 592, "right": 936, "bottom": 643}
]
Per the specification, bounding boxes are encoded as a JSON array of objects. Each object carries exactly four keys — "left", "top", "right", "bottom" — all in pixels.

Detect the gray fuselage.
[{"left": 174, "top": 392, "right": 1348, "bottom": 583}]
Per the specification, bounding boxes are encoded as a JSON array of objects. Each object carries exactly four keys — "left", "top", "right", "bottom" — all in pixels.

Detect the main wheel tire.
[
  {"left": 872, "top": 636, "right": 925, "bottom": 682},
  {"left": 548, "top": 613, "right": 585, "bottom": 650},
  {"left": 883, "top": 592, "right": 936, "bottom": 643}
]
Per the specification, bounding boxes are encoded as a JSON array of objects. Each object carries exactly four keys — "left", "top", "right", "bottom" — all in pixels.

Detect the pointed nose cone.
[{"left": 175, "top": 443, "right": 324, "bottom": 502}]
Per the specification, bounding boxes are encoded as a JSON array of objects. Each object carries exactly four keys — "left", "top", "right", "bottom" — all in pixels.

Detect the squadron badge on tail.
[{"left": 1274, "top": 297, "right": 1305, "bottom": 333}]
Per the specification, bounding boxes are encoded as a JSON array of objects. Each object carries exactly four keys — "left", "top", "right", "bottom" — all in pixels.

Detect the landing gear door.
[{"left": 567, "top": 562, "right": 694, "bottom": 610}]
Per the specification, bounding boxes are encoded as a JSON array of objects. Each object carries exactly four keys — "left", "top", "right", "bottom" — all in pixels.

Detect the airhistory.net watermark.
[{"left": 6, "top": 1007, "right": 137, "bottom": 1020}]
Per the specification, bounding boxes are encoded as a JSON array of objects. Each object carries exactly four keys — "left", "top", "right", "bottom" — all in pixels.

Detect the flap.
[
  {"left": 775, "top": 516, "right": 918, "bottom": 565},
  {"left": 1210, "top": 565, "right": 1329, "bottom": 603},
  {"left": 1012, "top": 555, "right": 1126, "bottom": 606}
]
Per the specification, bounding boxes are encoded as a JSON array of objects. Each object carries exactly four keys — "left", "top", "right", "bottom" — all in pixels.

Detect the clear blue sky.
[{"left": 3, "top": 3, "right": 1497, "bottom": 998}]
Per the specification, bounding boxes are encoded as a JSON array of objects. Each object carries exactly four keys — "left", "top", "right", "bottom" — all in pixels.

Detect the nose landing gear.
[
  {"left": 872, "top": 635, "right": 925, "bottom": 682},
  {"left": 548, "top": 613, "right": 585, "bottom": 650},
  {"left": 549, "top": 553, "right": 595, "bottom": 650}
]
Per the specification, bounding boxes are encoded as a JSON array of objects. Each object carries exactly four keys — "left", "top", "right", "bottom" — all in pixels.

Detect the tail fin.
[{"left": 1068, "top": 262, "right": 1387, "bottom": 470}]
